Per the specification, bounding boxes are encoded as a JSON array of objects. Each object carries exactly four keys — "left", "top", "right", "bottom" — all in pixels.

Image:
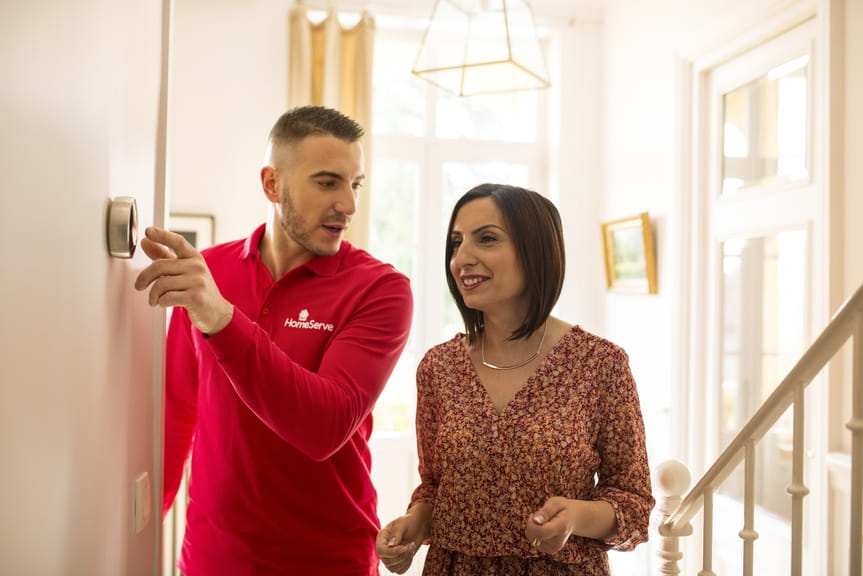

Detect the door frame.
[{"left": 675, "top": 2, "right": 832, "bottom": 572}]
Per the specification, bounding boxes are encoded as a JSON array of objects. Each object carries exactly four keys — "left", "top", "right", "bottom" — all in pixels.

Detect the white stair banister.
[
  {"left": 653, "top": 459, "right": 692, "bottom": 575},
  {"left": 652, "top": 283, "right": 863, "bottom": 575}
]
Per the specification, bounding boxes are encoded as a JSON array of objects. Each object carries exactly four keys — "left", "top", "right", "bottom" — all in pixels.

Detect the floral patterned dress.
[{"left": 408, "top": 326, "right": 654, "bottom": 576}]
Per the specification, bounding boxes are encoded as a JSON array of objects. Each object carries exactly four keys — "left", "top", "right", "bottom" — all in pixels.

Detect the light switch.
[{"left": 133, "top": 472, "right": 151, "bottom": 534}]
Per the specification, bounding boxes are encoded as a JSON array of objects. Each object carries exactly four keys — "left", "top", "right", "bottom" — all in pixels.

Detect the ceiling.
[{"left": 302, "top": 0, "right": 605, "bottom": 22}]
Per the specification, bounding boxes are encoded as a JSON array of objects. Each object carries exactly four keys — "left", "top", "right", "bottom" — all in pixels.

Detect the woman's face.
[{"left": 448, "top": 197, "right": 527, "bottom": 314}]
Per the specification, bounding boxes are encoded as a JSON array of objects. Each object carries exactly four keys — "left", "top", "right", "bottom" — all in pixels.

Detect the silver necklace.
[{"left": 481, "top": 321, "right": 548, "bottom": 371}]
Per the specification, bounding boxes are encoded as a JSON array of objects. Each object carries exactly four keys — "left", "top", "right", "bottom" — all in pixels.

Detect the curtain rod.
[
  {"left": 293, "top": 1, "right": 605, "bottom": 26},
  {"left": 296, "top": 0, "right": 435, "bottom": 19}
]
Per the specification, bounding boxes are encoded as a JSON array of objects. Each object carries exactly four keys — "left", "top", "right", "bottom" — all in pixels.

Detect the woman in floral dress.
[{"left": 376, "top": 183, "right": 654, "bottom": 575}]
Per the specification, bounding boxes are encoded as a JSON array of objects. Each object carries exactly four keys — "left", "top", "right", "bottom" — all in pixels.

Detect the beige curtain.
[{"left": 288, "top": 5, "right": 375, "bottom": 249}]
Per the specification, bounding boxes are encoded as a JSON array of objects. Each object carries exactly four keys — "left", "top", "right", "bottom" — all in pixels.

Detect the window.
[
  {"left": 369, "top": 15, "right": 555, "bottom": 434},
  {"left": 721, "top": 55, "right": 810, "bottom": 196}
]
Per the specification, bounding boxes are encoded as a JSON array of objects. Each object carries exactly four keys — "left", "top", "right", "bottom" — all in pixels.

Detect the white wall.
[
  {"left": 844, "top": 1, "right": 863, "bottom": 298},
  {"left": 838, "top": 0, "right": 863, "bottom": 448},
  {"left": 554, "top": 18, "right": 606, "bottom": 337},
  {"left": 829, "top": 14, "right": 863, "bottom": 569},
  {"left": 169, "top": 0, "right": 286, "bottom": 243},
  {"left": 0, "top": 0, "right": 166, "bottom": 574},
  {"left": 600, "top": 0, "right": 779, "bottom": 466}
]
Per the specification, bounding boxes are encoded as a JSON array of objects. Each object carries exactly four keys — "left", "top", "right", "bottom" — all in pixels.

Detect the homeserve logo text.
[{"left": 284, "top": 308, "right": 334, "bottom": 332}]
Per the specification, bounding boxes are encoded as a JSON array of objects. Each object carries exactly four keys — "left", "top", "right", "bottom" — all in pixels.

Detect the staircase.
[{"left": 653, "top": 284, "right": 863, "bottom": 575}]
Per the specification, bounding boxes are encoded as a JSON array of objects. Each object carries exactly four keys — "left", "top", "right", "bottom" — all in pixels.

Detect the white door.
[
  {"left": 0, "top": 1, "right": 168, "bottom": 574},
  {"left": 688, "top": 16, "right": 827, "bottom": 575}
]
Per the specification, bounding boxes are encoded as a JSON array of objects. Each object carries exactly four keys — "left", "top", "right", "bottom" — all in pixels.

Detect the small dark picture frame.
[
  {"left": 601, "top": 212, "right": 658, "bottom": 294},
  {"left": 169, "top": 213, "right": 215, "bottom": 250}
]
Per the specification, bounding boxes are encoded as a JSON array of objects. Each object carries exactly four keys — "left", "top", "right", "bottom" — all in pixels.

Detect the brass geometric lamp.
[{"left": 412, "top": 0, "right": 551, "bottom": 97}]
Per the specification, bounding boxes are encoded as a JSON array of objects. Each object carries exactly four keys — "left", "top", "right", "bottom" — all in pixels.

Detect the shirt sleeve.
[
  {"left": 203, "top": 272, "right": 413, "bottom": 461},
  {"left": 162, "top": 308, "right": 199, "bottom": 516},
  {"left": 408, "top": 352, "right": 440, "bottom": 510},
  {"left": 593, "top": 346, "right": 655, "bottom": 550}
]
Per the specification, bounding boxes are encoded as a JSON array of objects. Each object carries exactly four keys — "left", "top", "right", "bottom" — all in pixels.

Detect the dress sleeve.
[
  {"left": 593, "top": 346, "right": 655, "bottom": 551},
  {"left": 162, "top": 308, "right": 199, "bottom": 516},
  {"left": 408, "top": 352, "right": 440, "bottom": 510},
  {"left": 203, "top": 272, "right": 413, "bottom": 461}
]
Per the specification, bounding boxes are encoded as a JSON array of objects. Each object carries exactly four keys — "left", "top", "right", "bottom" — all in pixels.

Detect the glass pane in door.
[
  {"left": 722, "top": 55, "right": 809, "bottom": 196},
  {"left": 716, "top": 229, "right": 807, "bottom": 574}
]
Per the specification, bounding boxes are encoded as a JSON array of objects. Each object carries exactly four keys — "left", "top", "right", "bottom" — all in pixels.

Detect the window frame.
[{"left": 369, "top": 19, "right": 555, "bottom": 435}]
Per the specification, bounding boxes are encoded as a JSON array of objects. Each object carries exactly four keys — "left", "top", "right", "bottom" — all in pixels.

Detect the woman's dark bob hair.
[{"left": 445, "top": 183, "right": 565, "bottom": 345}]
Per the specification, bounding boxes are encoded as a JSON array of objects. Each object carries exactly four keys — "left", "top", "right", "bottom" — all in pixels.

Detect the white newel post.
[{"left": 652, "top": 460, "right": 693, "bottom": 576}]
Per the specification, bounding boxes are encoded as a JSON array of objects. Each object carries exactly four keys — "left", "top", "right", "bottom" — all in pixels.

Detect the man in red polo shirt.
[{"left": 135, "top": 106, "right": 413, "bottom": 575}]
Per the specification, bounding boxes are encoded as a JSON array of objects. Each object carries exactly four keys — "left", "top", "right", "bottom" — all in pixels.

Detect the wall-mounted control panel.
[{"left": 107, "top": 196, "right": 138, "bottom": 258}]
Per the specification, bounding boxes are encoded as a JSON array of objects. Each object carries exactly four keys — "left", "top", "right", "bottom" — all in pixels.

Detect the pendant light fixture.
[{"left": 412, "top": 0, "right": 551, "bottom": 97}]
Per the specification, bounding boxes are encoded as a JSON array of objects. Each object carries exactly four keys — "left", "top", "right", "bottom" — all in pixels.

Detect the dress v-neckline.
[
  {"left": 467, "top": 331, "right": 567, "bottom": 417},
  {"left": 461, "top": 325, "right": 579, "bottom": 418}
]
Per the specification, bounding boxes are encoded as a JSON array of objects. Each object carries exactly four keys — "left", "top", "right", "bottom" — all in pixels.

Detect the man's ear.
[{"left": 261, "top": 166, "right": 279, "bottom": 202}]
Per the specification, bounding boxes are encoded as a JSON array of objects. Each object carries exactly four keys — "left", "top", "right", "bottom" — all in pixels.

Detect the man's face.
[{"left": 273, "top": 134, "right": 365, "bottom": 257}]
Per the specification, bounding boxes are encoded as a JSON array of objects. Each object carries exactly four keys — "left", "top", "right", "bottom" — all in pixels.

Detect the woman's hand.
[
  {"left": 376, "top": 504, "right": 432, "bottom": 574},
  {"left": 524, "top": 496, "right": 574, "bottom": 554},
  {"left": 524, "top": 496, "right": 617, "bottom": 554}
]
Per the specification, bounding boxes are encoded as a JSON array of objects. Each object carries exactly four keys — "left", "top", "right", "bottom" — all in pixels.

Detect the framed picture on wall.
[
  {"left": 169, "top": 213, "right": 215, "bottom": 250},
  {"left": 601, "top": 212, "right": 658, "bottom": 294}
]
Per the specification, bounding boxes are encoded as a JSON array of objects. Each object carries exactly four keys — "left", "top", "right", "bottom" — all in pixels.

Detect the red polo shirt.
[{"left": 163, "top": 224, "right": 413, "bottom": 576}]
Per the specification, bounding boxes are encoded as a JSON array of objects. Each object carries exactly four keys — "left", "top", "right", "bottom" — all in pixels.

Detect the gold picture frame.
[{"left": 601, "top": 212, "right": 657, "bottom": 294}]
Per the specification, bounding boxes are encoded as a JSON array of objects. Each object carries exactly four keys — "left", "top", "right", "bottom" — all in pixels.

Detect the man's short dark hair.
[{"left": 268, "top": 105, "right": 364, "bottom": 146}]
